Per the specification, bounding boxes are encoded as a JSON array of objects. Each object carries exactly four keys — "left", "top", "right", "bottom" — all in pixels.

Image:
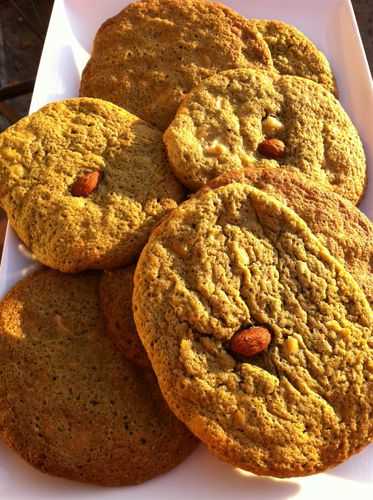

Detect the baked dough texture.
[
  {"left": 164, "top": 68, "right": 365, "bottom": 202},
  {"left": 0, "top": 98, "right": 184, "bottom": 272},
  {"left": 0, "top": 270, "right": 197, "bottom": 485},
  {"left": 134, "top": 182, "right": 373, "bottom": 477}
]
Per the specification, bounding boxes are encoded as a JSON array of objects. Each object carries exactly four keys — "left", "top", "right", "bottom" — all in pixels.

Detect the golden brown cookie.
[
  {"left": 100, "top": 266, "right": 151, "bottom": 369},
  {"left": 164, "top": 68, "right": 366, "bottom": 203},
  {"left": 80, "top": 0, "right": 272, "bottom": 130},
  {"left": 133, "top": 182, "right": 373, "bottom": 477},
  {"left": 0, "top": 270, "right": 197, "bottom": 485},
  {"left": 0, "top": 98, "right": 184, "bottom": 272},
  {"left": 252, "top": 19, "right": 337, "bottom": 95},
  {"left": 205, "top": 165, "right": 373, "bottom": 305}
]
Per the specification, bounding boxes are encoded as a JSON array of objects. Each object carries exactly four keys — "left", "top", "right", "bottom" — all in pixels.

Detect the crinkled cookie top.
[
  {"left": 80, "top": 0, "right": 272, "bottom": 130},
  {"left": 164, "top": 68, "right": 365, "bottom": 203},
  {"left": 134, "top": 182, "right": 373, "bottom": 477},
  {"left": 0, "top": 98, "right": 184, "bottom": 272}
]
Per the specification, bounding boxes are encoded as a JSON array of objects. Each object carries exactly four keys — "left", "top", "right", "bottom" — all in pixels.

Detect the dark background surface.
[
  {"left": 0, "top": 0, "right": 372, "bottom": 250},
  {"left": 353, "top": 0, "right": 373, "bottom": 67}
]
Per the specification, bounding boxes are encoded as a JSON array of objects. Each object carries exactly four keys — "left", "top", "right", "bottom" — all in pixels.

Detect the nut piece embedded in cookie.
[
  {"left": 133, "top": 181, "right": 373, "bottom": 477},
  {"left": 258, "top": 138, "right": 286, "bottom": 159},
  {"left": 163, "top": 68, "right": 365, "bottom": 200},
  {"left": 229, "top": 326, "right": 271, "bottom": 358},
  {"left": 71, "top": 170, "right": 101, "bottom": 197}
]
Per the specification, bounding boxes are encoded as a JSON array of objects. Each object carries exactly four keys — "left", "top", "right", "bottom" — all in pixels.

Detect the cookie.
[
  {"left": 205, "top": 165, "right": 373, "bottom": 305},
  {"left": 133, "top": 182, "right": 373, "bottom": 477},
  {"left": 100, "top": 266, "right": 150, "bottom": 369},
  {"left": 252, "top": 20, "right": 336, "bottom": 95},
  {"left": 0, "top": 270, "right": 197, "bottom": 486},
  {"left": 163, "top": 68, "right": 366, "bottom": 203},
  {"left": 80, "top": 0, "right": 272, "bottom": 130},
  {"left": 0, "top": 98, "right": 184, "bottom": 272}
]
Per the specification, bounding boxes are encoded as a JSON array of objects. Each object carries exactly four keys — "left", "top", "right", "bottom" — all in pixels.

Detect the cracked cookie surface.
[
  {"left": 0, "top": 98, "right": 184, "bottom": 272},
  {"left": 80, "top": 0, "right": 272, "bottom": 130},
  {"left": 252, "top": 19, "right": 336, "bottom": 95},
  {"left": 100, "top": 266, "right": 151, "bottom": 369},
  {"left": 164, "top": 68, "right": 366, "bottom": 202},
  {"left": 133, "top": 182, "right": 373, "bottom": 477},
  {"left": 0, "top": 270, "right": 197, "bottom": 485},
  {"left": 205, "top": 165, "right": 373, "bottom": 306}
]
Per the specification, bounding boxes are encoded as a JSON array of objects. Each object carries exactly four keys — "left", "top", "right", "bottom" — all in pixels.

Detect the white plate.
[{"left": 0, "top": 1, "right": 372, "bottom": 498}]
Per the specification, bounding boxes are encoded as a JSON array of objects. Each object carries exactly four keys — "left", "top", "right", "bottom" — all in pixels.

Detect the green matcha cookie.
[
  {"left": 133, "top": 182, "right": 373, "bottom": 477},
  {"left": 252, "top": 19, "right": 336, "bottom": 94},
  {"left": 206, "top": 165, "right": 373, "bottom": 306},
  {"left": 0, "top": 270, "right": 197, "bottom": 485},
  {"left": 0, "top": 98, "right": 184, "bottom": 272},
  {"left": 80, "top": 0, "right": 272, "bottom": 130},
  {"left": 164, "top": 68, "right": 365, "bottom": 203},
  {"left": 100, "top": 266, "right": 151, "bottom": 369}
]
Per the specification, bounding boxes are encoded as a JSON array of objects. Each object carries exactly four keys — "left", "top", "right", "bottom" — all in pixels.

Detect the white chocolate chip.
[
  {"left": 284, "top": 337, "right": 299, "bottom": 355},
  {"left": 205, "top": 140, "right": 229, "bottom": 156},
  {"left": 215, "top": 96, "right": 224, "bottom": 110},
  {"left": 262, "top": 115, "right": 284, "bottom": 137}
]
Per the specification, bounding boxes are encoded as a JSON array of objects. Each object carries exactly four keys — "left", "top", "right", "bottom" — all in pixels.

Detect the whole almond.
[
  {"left": 229, "top": 326, "right": 271, "bottom": 358},
  {"left": 71, "top": 171, "right": 101, "bottom": 197},
  {"left": 258, "top": 138, "right": 286, "bottom": 159}
]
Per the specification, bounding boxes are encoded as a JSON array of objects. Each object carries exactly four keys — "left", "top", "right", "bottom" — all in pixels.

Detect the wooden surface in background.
[
  {"left": 353, "top": 0, "right": 373, "bottom": 66},
  {"left": 0, "top": 0, "right": 53, "bottom": 129}
]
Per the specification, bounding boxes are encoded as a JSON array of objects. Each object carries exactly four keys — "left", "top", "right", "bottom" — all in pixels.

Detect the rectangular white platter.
[{"left": 0, "top": 0, "right": 372, "bottom": 499}]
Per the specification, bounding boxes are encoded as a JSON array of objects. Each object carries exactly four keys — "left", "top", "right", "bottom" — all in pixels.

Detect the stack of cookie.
[{"left": 0, "top": 0, "right": 371, "bottom": 486}]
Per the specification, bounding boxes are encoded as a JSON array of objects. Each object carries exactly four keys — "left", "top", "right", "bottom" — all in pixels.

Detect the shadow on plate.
[
  {"left": 0, "top": 443, "right": 301, "bottom": 499},
  {"left": 0, "top": 442, "right": 100, "bottom": 498},
  {"left": 327, "top": 444, "right": 373, "bottom": 483},
  {"left": 174, "top": 445, "right": 301, "bottom": 499}
]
